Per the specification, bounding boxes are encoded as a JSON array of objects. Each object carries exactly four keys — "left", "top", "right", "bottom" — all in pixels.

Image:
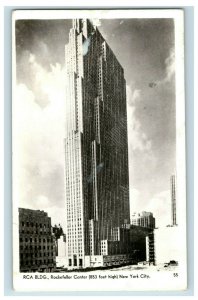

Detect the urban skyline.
[{"left": 15, "top": 17, "right": 176, "bottom": 229}]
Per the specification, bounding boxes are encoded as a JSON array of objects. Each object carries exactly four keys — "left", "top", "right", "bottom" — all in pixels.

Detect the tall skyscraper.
[
  {"left": 171, "top": 174, "right": 177, "bottom": 226},
  {"left": 64, "top": 19, "right": 130, "bottom": 269}
]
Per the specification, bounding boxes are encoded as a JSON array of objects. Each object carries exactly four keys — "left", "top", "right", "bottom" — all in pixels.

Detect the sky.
[{"left": 14, "top": 18, "right": 176, "bottom": 228}]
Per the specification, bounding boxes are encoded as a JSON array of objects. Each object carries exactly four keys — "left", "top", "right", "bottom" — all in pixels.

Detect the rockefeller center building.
[{"left": 64, "top": 19, "right": 130, "bottom": 269}]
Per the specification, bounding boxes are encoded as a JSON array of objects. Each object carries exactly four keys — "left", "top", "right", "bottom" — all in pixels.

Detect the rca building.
[{"left": 64, "top": 19, "right": 130, "bottom": 269}]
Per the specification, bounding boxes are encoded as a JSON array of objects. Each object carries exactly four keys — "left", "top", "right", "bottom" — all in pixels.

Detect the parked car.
[
  {"left": 169, "top": 260, "right": 178, "bottom": 266},
  {"left": 164, "top": 260, "right": 178, "bottom": 267}
]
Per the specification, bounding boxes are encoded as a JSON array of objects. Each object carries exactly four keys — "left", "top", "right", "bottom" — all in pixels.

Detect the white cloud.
[
  {"left": 28, "top": 53, "right": 66, "bottom": 108},
  {"left": 127, "top": 85, "right": 152, "bottom": 152},
  {"left": 127, "top": 85, "right": 141, "bottom": 105},
  {"left": 35, "top": 195, "right": 50, "bottom": 208},
  {"left": 156, "top": 48, "right": 175, "bottom": 85},
  {"left": 44, "top": 206, "right": 67, "bottom": 229},
  {"left": 132, "top": 89, "right": 141, "bottom": 103},
  {"left": 29, "top": 53, "right": 35, "bottom": 63},
  {"left": 129, "top": 188, "right": 171, "bottom": 228},
  {"left": 144, "top": 190, "right": 171, "bottom": 228},
  {"left": 129, "top": 188, "right": 141, "bottom": 217},
  {"left": 164, "top": 48, "right": 175, "bottom": 82},
  {"left": 13, "top": 54, "right": 66, "bottom": 226}
]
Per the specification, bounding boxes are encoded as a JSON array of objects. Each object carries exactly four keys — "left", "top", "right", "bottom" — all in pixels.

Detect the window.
[
  {"left": 74, "top": 258, "right": 77, "bottom": 266},
  {"left": 79, "top": 259, "right": 83, "bottom": 266}
]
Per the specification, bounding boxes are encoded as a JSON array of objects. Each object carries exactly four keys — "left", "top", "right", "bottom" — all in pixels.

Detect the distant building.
[
  {"left": 52, "top": 224, "right": 64, "bottom": 255},
  {"left": 19, "top": 208, "right": 56, "bottom": 272},
  {"left": 52, "top": 224, "right": 64, "bottom": 240},
  {"left": 100, "top": 227, "right": 131, "bottom": 256},
  {"left": 153, "top": 176, "right": 179, "bottom": 265},
  {"left": 57, "top": 234, "right": 66, "bottom": 257},
  {"left": 56, "top": 234, "right": 67, "bottom": 268},
  {"left": 131, "top": 212, "right": 156, "bottom": 229},
  {"left": 171, "top": 175, "right": 177, "bottom": 226}
]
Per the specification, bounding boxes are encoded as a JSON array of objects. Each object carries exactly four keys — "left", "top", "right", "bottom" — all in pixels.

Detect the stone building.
[
  {"left": 56, "top": 234, "right": 67, "bottom": 268},
  {"left": 19, "top": 208, "right": 56, "bottom": 272},
  {"left": 131, "top": 212, "right": 156, "bottom": 229}
]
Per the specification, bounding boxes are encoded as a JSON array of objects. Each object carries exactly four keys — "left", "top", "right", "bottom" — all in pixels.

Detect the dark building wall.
[
  {"left": 65, "top": 19, "right": 130, "bottom": 267},
  {"left": 129, "top": 225, "right": 155, "bottom": 263},
  {"left": 52, "top": 225, "right": 64, "bottom": 255},
  {"left": 99, "top": 225, "right": 155, "bottom": 263},
  {"left": 82, "top": 20, "right": 130, "bottom": 250},
  {"left": 19, "top": 208, "right": 56, "bottom": 272}
]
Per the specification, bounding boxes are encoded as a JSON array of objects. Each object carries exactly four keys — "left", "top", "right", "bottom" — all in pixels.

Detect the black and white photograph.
[{"left": 12, "top": 10, "right": 186, "bottom": 291}]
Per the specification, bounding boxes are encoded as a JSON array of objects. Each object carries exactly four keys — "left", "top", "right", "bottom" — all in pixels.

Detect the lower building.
[
  {"left": 130, "top": 225, "right": 155, "bottom": 264},
  {"left": 65, "top": 224, "right": 155, "bottom": 269},
  {"left": 100, "top": 227, "right": 131, "bottom": 256},
  {"left": 67, "top": 226, "right": 133, "bottom": 269},
  {"left": 57, "top": 234, "right": 66, "bottom": 256},
  {"left": 56, "top": 234, "right": 67, "bottom": 268},
  {"left": 84, "top": 254, "right": 134, "bottom": 268},
  {"left": 19, "top": 208, "right": 56, "bottom": 272}
]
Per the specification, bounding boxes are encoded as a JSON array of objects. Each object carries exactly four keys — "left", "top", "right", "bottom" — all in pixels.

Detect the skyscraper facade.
[
  {"left": 64, "top": 19, "right": 130, "bottom": 269},
  {"left": 19, "top": 208, "right": 56, "bottom": 272},
  {"left": 171, "top": 174, "right": 177, "bottom": 226},
  {"left": 131, "top": 212, "right": 156, "bottom": 229}
]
